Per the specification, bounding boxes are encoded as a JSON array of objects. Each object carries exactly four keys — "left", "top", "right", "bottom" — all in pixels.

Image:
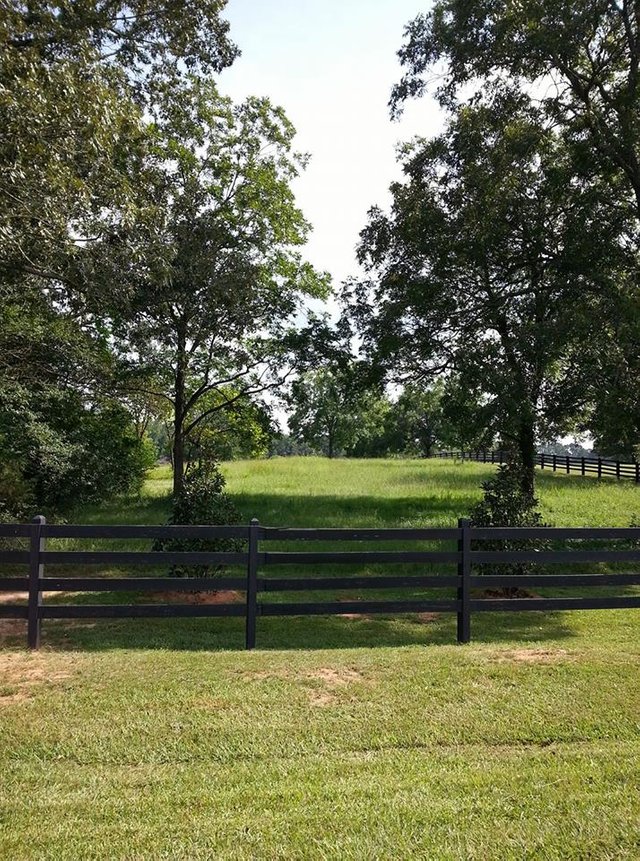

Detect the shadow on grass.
[
  {"left": 1, "top": 609, "right": 575, "bottom": 652},
  {"left": 230, "top": 492, "right": 479, "bottom": 528}
]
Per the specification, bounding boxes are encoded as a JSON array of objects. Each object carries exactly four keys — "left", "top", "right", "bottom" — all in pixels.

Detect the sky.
[{"left": 218, "top": 0, "right": 442, "bottom": 298}]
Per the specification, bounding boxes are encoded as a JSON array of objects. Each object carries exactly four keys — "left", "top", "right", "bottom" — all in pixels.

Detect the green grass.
[{"left": 1, "top": 457, "right": 640, "bottom": 858}]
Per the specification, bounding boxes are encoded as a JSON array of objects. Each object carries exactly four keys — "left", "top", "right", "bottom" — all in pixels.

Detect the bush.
[
  {"left": 0, "top": 384, "right": 156, "bottom": 519},
  {"left": 470, "top": 457, "right": 549, "bottom": 593},
  {"left": 154, "top": 462, "right": 243, "bottom": 577}
]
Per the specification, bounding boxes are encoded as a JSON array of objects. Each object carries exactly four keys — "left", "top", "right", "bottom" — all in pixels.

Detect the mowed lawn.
[{"left": 1, "top": 457, "right": 640, "bottom": 859}]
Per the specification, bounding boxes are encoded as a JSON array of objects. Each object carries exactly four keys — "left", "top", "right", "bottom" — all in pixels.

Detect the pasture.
[{"left": 1, "top": 457, "right": 639, "bottom": 859}]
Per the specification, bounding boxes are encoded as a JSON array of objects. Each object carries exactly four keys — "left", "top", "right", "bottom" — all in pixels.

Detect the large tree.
[
  {"left": 116, "top": 79, "right": 329, "bottom": 493},
  {"left": 391, "top": 2, "right": 640, "bottom": 460},
  {"left": 0, "top": 1, "right": 241, "bottom": 514},
  {"left": 350, "top": 91, "right": 620, "bottom": 492},
  {"left": 392, "top": 0, "right": 640, "bottom": 222},
  {"left": 1, "top": 0, "right": 237, "bottom": 289}
]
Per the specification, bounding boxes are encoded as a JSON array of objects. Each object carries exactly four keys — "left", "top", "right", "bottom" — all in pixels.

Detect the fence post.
[
  {"left": 540, "top": 453, "right": 545, "bottom": 470},
  {"left": 581, "top": 457, "right": 585, "bottom": 476},
  {"left": 552, "top": 454, "right": 557, "bottom": 472},
  {"left": 566, "top": 455, "right": 570, "bottom": 474},
  {"left": 616, "top": 461, "right": 621, "bottom": 480},
  {"left": 598, "top": 458, "right": 602, "bottom": 479},
  {"left": 457, "top": 517, "right": 471, "bottom": 644},
  {"left": 245, "top": 518, "right": 259, "bottom": 650},
  {"left": 636, "top": 462, "right": 639, "bottom": 484},
  {"left": 28, "top": 515, "right": 46, "bottom": 650}
]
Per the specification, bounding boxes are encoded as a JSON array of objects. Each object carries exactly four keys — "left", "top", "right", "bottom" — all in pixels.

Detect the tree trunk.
[
  {"left": 172, "top": 324, "right": 187, "bottom": 497},
  {"left": 517, "top": 410, "right": 536, "bottom": 497}
]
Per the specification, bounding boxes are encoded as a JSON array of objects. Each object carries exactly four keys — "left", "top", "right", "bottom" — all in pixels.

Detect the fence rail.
[
  {"left": 433, "top": 449, "right": 640, "bottom": 482},
  {"left": 1, "top": 517, "right": 639, "bottom": 649}
]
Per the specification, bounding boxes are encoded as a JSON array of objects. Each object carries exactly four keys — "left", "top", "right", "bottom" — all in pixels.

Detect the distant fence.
[
  {"left": 2, "top": 517, "right": 640, "bottom": 649},
  {"left": 433, "top": 449, "right": 640, "bottom": 482}
]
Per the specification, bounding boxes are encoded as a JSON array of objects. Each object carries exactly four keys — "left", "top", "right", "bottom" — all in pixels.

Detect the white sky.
[{"left": 219, "top": 0, "right": 442, "bottom": 298}]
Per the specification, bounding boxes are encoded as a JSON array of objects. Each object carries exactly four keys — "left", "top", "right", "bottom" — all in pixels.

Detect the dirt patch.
[
  {"left": 416, "top": 612, "right": 440, "bottom": 624},
  {"left": 150, "top": 590, "right": 243, "bottom": 605},
  {"left": 306, "top": 667, "right": 364, "bottom": 685},
  {"left": 0, "top": 618, "right": 27, "bottom": 647},
  {"left": 308, "top": 689, "right": 337, "bottom": 707},
  {"left": 498, "top": 648, "right": 572, "bottom": 664},
  {"left": 0, "top": 653, "right": 76, "bottom": 706},
  {"left": 477, "top": 588, "right": 542, "bottom": 599},
  {"left": 0, "top": 591, "right": 27, "bottom": 604}
]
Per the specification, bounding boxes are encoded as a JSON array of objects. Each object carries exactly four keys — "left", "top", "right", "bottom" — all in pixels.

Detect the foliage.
[
  {"left": 388, "top": 0, "right": 640, "bottom": 467},
  {"left": 350, "top": 88, "right": 620, "bottom": 492},
  {"left": 0, "top": 0, "right": 240, "bottom": 516},
  {"left": 114, "top": 78, "right": 329, "bottom": 492},
  {"left": 378, "top": 381, "right": 493, "bottom": 458},
  {"left": 269, "top": 435, "right": 319, "bottom": 457},
  {"left": 154, "top": 462, "right": 242, "bottom": 577},
  {"left": 391, "top": 0, "right": 640, "bottom": 225},
  {"left": 583, "top": 290, "right": 640, "bottom": 459},
  {"left": 287, "top": 367, "right": 382, "bottom": 458},
  {"left": 0, "top": 383, "right": 154, "bottom": 519},
  {"left": 185, "top": 392, "right": 275, "bottom": 463},
  {"left": 1, "top": 0, "right": 237, "bottom": 290},
  {"left": 470, "top": 458, "right": 549, "bottom": 589}
]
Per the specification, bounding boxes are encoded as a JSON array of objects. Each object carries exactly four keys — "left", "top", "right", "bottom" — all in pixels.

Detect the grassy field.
[{"left": 1, "top": 457, "right": 640, "bottom": 858}]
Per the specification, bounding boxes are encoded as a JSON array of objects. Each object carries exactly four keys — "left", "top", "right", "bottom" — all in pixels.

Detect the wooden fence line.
[
  {"left": 433, "top": 449, "right": 640, "bottom": 482},
  {"left": 1, "top": 517, "right": 639, "bottom": 649}
]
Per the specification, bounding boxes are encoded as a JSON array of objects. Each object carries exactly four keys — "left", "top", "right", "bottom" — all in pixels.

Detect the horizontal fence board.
[
  {"left": 262, "top": 574, "right": 459, "bottom": 591},
  {"left": 41, "top": 524, "right": 250, "bottom": 539},
  {"left": 470, "top": 527, "right": 640, "bottom": 540},
  {"left": 42, "top": 551, "right": 248, "bottom": 566},
  {"left": 0, "top": 551, "right": 30, "bottom": 564},
  {"left": 263, "top": 551, "right": 461, "bottom": 565},
  {"left": 472, "top": 550, "right": 640, "bottom": 564},
  {"left": 260, "top": 527, "right": 460, "bottom": 541},
  {"left": 0, "top": 525, "right": 31, "bottom": 537},
  {"left": 40, "top": 604, "right": 246, "bottom": 619},
  {"left": 0, "top": 577, "right": 29, "bottom": 590},
  {"left": 259, "top": 599, "right": 460, "bottom": 616},
  {"left": 38, "top": 576, "right": 247, "bottom": 592},
  {"left": 436, "top": 451, "right": 639, "bottom": 481},
  {"left": 471, "top": 596, "right": 640, "bottom": 611},
  {"left": 470, "top": 573, "right": 640, "bottom": 587},
  {"left": 0, "top": 605, "right": 28, "bottom": 618}
]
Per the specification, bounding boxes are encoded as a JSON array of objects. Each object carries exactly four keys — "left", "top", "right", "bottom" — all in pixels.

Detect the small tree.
[
  {"left": 154, "top": 462, "right": 242, "bottom": 578},
  {"left": 470, "top": 456, "right": 549, "bottom": 595}
]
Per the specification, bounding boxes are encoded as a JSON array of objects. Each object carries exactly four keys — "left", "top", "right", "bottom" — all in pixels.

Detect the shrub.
[
  {"left": 470, "top": 457, "right": 550, "bottom": 593},
  {"left": 154, "top": 462, "right": 243, "bottom": 577}
]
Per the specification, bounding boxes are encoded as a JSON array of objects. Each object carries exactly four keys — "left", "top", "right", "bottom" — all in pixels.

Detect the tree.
[
  {"left": 0, "top": 0, "right": 242, "bottom": 516},
  {"left": 392, "top": 1, "right": 640, "bottom": 224},
  {"left": 184, "top": 391, "right": 275, "bottom": 463},
  {"left": 584, "top": 293, "right": 640, "bottom": 458},
  {"left": 350, "top": 91, "right": 618, "bottom": 493},
  {"left": 1, "top": 0, "right": 237, "bottom": 290},
  {"left": 117, "top": 79, "right": 329, "bottom": 493},
  {"left": 0, "top": 281, "right": 155, "bottom": 518},
  {"left": 287, "top": 368, "right": 378, "bottom": 459},
  {"left": 391, "top": 2, "right": 640, "bottom": 464}
]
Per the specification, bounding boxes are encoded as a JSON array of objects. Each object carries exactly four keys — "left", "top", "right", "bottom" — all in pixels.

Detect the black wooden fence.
[
  {"left": 1, "top": 517, "right": 639, "bottom": 650},
  {"left": 433, "top": 449, "right": 640, "bottom": 482}
]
